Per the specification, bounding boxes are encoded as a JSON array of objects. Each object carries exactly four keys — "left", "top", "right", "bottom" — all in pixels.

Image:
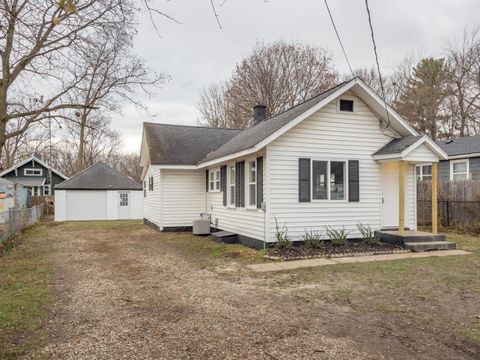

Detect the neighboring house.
[
  {"left": 140, "top": 77, "right": 447, "bottom": 248},
  {"left": 0, "top": 155, "right": 68, "bottom": 196},
  {"left": 0, "top": 177, "right": 30, "bottom": 208},
  {"left": 434, "top": 135, "right": 480, "bottom": 181},
  {"left": 55, "top": 162, "right": 143, "bottom": 221}
]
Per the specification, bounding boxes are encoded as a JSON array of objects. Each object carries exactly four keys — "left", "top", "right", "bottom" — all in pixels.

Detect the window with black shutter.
[
  {"left": 256, "top": 157, "right": 263, "bottom": 209},
  {"left": 348, "top": 160, "right": 360, "bottom": 202},
  {"left": 298, "top": 158, "right": 311, "bottom": 202}
]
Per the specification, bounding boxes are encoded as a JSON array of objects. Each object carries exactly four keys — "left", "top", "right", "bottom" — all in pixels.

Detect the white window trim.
[
  {"left": 311, "top": 159, "right": 348, "bottom": 202},
  {"left": 336, "top": 96, "right": 356, "bottom": 113},
  {"left": 227, "top": 163, "right": 236, "bottom": 208},
  {"left": 43, "top": 185, "right": 51, "bottom": 196},
  {"left": 245, "top": 158, "right": 257, "bottom": 209},
  {"left": 209, "top": 168, "right": 221, "bottom": 192},
  {"left": 450, "top": 159, "right": 469, "bottom": 181},
  {"left": 416, "top": 163, "right": 432, "bottom": 181},
  {"left": 24, "top": 168, "right": 42, "bottom": 176}
]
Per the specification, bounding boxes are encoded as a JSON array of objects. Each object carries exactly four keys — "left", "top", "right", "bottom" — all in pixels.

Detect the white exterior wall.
[
  {"left": 265, "top": 92, "right": 415, "bottom": 242},
  {"left": 106, "top": 191, "right": 118, "bottom": 220},
  {"left": 143, "top": 165, "right": 162, "bottom": 228},
  {"left": 129, "top": 191, "right": 144, "bottom": 219},
  {"left": 206, "top": 155, "right": 266, "bottom": 241},
  {"left": 161, "top": 169, "right": 206, "bottom": 228},
  {"left": 404, "top": 143, "right": 441, "bottom": 163},
  {"left": 106, "top": 190, "right": 143, "bottom": 220},
  {"left": 55, "top": 189, "right": 143, "bottom": 221},
  {"left": 54, "top": 190, "right": 66, "bottom": 221}
]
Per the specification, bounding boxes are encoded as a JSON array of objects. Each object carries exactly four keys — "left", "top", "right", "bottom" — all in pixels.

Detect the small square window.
[{"left": 339, "top": 99, "right": 354, "bottom": 112}]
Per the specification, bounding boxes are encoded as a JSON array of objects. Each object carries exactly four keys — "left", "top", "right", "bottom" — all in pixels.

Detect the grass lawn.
[
  {"left": 0, "top": 225, "right": 52, "bottom": 359},
  {"left": 253, "top": 229, "right": 480, "bottom": 352}
]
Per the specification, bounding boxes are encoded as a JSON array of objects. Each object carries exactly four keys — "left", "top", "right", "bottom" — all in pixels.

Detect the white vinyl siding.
[
  {"left": 266, "top": 91, "right": 415, "bottom": 242},
  {"left": 161, "top": 170, "right": 206, "bottom": 227},
  {"left": 207, "top": 152, "right": 266, "bottom": 241},
  {"left": 143, "top": 165, "right": 162, "bottom": 228},
  {"left": 404, "top": 143, "right": 440, "bottom": 163}
]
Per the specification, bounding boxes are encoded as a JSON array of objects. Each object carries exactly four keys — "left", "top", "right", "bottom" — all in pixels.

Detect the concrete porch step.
[
  {"left": 211, "top": 231, "right": 238, "bottom": 244},
  {"left": 405, "top": 241, "right": 456, "bottom": 252}
]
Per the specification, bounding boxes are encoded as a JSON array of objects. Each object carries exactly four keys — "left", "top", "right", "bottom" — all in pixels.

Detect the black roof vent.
[
  {"left": 446, "top": 139, "right": 454, "bottom": 144},
  {"left": 253, "top": 104, "right": 267, "bottom": 126}
]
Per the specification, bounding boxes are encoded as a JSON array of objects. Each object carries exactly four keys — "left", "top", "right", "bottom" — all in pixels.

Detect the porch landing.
[{"left": 376, "top": 230, "right": 456, "bottom": 252}]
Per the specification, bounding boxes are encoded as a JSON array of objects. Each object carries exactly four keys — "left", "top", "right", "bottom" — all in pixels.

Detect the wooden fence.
[{"left": 417, "top": 179, "right": 480, "bottom": 232}]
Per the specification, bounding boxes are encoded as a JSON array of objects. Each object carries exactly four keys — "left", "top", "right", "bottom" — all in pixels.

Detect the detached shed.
[{"left": 55, "top": 163, "right": 143, "bottom": 221}]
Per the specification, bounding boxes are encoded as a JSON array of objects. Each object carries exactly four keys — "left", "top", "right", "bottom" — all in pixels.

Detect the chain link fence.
[{"left": 0, "top": 204, "right": 45, "bottom": 245}]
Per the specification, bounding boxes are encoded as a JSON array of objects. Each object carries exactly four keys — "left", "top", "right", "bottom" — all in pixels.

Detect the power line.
[
  {"left": 323, "top": 0, "right": 354, "bottom": 77},
  {"left": 364, "top": 0, "right": 391, "bottom": 126}
]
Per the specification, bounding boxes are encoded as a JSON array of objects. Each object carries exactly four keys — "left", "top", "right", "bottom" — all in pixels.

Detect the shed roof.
[
  {"left": 436, "top": 135, "right": 480, "bottom": 157},
  {"left": 144, "top": 123, "right": 241, "bottom": 165},
  {"left": 56, "top": 163, "right": 142, "bottom": 190}
]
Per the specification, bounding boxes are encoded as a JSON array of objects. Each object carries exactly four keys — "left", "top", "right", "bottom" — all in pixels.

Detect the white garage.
[{"left": 55, "top": 162, "right": 143, "bottom": 221}]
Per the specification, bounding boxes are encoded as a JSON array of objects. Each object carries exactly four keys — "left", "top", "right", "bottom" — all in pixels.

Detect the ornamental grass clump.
[
  {"left": 325, "top": 226, "right": 350, "bottom": 247},
  {"left": 302, "top": 229, "right": 324, "bottom": 249},
  {"left": 357, "top": 222, "right": 380, "bottom": 246},
  {"left": 274, "top": 217, "right": 292, "bottom": 250}
]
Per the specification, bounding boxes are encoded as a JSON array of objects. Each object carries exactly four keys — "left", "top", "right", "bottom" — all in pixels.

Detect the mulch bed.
[{"left": 267, "top": 241, "right": 408, "bottom": 261}]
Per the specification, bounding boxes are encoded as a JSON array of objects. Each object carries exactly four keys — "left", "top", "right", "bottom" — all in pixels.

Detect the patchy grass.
[
  {"left": 0, "top": 225, "right": 52, "bottom": 359},
  {"left": 261, "top": 229, "right": 480, "bottom": 352},
  {"left": 157, "top": 231, "right": 265, "bottom": 265}
]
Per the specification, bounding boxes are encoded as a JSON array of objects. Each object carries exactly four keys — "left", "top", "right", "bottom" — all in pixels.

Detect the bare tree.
[
  {"left": 0, "top": 0, "right": 138, "bottom": 156},
  {"left": 0, "top": 122, "right": 50, "bottom": 169},
  {"left": 445, "top": 28, "right": 480, "bottom": 137},
  {"left": 63, "top": 114, "right": 121, "bottom": 172},
  {"left": 198, "top": 40, "right": 339, "bottom": 128},
  {"left": 68, "top": 23, "right": 167, "bottom": 171}
]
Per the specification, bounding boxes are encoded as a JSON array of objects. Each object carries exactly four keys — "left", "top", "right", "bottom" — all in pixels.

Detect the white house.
[
  {"left": 140, "top": 77, "right": 448, "bottom": 248},
  {"left": 55, "top": 162, "right": 143, "bottom": 221}
]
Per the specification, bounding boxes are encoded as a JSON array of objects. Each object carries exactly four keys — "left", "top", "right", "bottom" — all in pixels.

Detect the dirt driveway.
[{"left": 23, "top": 221, "right": 478, "bottom": 359}]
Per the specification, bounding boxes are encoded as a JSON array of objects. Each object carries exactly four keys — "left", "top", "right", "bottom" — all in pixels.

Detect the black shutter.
[
  {"left": 348, "top": 160, "right": 360, "bottom": 202},
  {"left": 235, "top": 161, "right": 245, "bottom": 207},
  {"left": 298, "top": 158, "right": 311, "bottom": 202},
  {"left": 256, "top": 157, "right": 263, "bottom": 209},
  {"left": 220, "top": 165, "right": 227, "bottom": 206},
  {"left": 205, "top": 169, "right": 209, "bottom": 192}
]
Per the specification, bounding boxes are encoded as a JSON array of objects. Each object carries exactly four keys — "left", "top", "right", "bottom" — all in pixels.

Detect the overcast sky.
[{"left": 115, "top": 0, "right": 480, "bottom": 153}]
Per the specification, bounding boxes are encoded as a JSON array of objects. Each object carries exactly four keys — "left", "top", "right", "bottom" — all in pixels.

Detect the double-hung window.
[
  {"left": 228, "top": 164, "right": 235, "bottom": 205},
  {"left": 209, "top": 169, "right": 220, "bottom": 191},
  {"left": 312, "top": 160, "right": 346, "bottom": 200},
  {"left": 416, "top": 164, "right": 432, "bottom": 181},
  {"left": 247, "top": 160, "right": 256, "bottom": 207},
  {"left": 451, "top": 160, "right": 469, "bottom": 180}
]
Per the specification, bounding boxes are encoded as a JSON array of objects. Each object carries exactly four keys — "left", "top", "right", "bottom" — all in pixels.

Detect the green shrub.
[
  {"left": 325, "top": 226, "right": 350, "bottom": 247},
  {"left": 302, "top": 229, "right": 324, "bottom": 249},
  {"left": 274, "top": 217, "right": 292, "bottom": 250},
  {"left": 356, "top": 222, "right": 380, "bottom": 246}
]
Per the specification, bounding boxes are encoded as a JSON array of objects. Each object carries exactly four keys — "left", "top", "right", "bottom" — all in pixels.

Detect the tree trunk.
[{"left": 77, "top": 112, "right": 87, "bottom": 172}]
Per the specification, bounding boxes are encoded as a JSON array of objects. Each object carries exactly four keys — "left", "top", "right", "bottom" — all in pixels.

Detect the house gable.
[
  {"left": 197, "top": 78, "right": 422, "bottom": 168},
  {"left": 265, "top": 90, "right": 417, "bottom": 241}
]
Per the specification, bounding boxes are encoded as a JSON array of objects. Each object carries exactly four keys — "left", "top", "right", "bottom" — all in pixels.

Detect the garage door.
[{"left": 65, "top": 190, "right": 107, "bottom": 220}]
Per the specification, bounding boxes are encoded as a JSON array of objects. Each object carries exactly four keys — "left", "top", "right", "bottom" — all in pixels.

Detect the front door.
[
  {"left": 118, "top": 192, "right": 130, "bottom": 219},
  {"left": 381, "top": 162, "right": 400, "bottom": 228}
]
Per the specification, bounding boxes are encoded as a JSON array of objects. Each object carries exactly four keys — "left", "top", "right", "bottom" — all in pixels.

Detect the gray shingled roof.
[
  {"left": 199, "top": 80, "right": 350, "bottom": 163},
  {"left": 144, "top": 123, "right": 241, "bottom": 165},
  {"left": 56, "top": 163, "right": 142, "bottom": 190},
  {"left": 436, "top": 135, "right": 480, "bottom": 157},
  {"left": 373, "top": 135, "right": 424, "bottom": 156}
]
